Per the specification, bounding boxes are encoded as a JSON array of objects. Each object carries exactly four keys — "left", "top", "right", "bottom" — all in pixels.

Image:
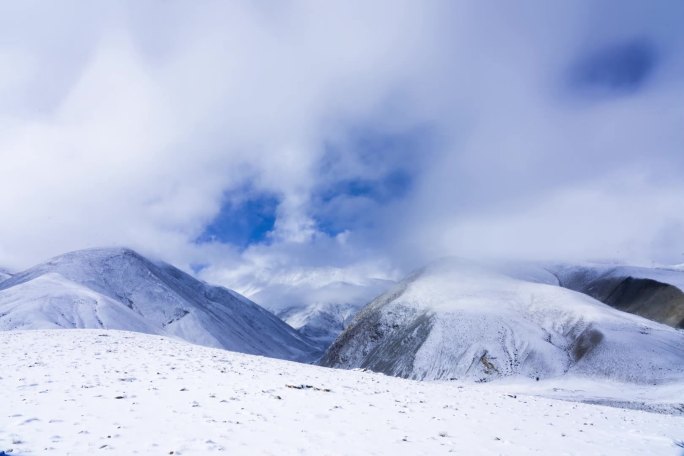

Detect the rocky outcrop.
[{"left": 552, "top": 265, "right": 684, "bottom": 329}]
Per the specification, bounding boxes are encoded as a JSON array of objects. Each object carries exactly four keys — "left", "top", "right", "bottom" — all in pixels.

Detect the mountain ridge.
[
  {"left": 320, "top": 260, "right": 684, "bottom": 383},
  {"left": 548, "top": 263, "right": 684, "bottom": 329},
  {"left": 0, "top": 247, "right": 320, "bottom": 361}
]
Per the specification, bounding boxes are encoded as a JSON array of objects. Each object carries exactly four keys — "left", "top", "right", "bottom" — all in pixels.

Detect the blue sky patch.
[
  {"left": 195, "top": 192, "right": 279, "bottom": 248},
  {"left": 569, "top": 38, "right": 658, "bottom": 96},
  {"left": 311, "top": 125, "right": 430, "bottom": 236},
  {"left": 319, "top": 169, "right": 412, "bottom": 205}
]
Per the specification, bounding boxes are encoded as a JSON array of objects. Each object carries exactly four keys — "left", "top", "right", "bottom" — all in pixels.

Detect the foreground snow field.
[{"left": 1, "top": 330, "right": 683, "bottom": 455}]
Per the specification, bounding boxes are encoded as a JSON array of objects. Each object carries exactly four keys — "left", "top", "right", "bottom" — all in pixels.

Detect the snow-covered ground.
[{"left": 1, "top": 330, "right": 683, "bottom": 455}]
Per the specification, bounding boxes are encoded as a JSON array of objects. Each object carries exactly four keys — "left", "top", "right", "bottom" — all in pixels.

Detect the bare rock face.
[
  {"left": 320, "top": 271, "right": 437, "bottom": 379},
  {"left": 321, "top": 260, "right": 684, "bottom": 383},
  {"left": 571, "top": 328, "right": 605, "bottom": 362},
  {"left": 551, "top": 265, "right": 684, "bottom": 329}
]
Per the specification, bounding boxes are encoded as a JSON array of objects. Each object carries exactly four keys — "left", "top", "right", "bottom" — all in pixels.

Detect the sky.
[{"left": 1, "top": 0, "right": 683, "bottom": 295}]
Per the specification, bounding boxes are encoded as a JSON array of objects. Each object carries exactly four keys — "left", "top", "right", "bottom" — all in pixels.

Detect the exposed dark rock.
[
  {"left": 571, "top": 328, "right": 604, "bottom": 362},
  {"left": 555, "top": 267, "right": 684, "bottom": 329},
  {"left": 319, "top": 269, "right": 433, "bottom": 378}
]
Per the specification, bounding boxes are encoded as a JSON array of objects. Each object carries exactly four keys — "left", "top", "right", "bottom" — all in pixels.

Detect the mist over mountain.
[
  {"left": 251, "top": 277, "right": 394, "bottom": 348},
  {"left": 320, "top": 260, "right": 684, "bottom": 383}
]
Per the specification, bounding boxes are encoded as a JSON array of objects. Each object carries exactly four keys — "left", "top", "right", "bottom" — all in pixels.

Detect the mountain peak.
[
  {"left": 321, "top": 261, "right": 684, "bottom": 383},
  {"left": 45, "top": 246, "right": 146, "bottom": 264},
  {"left": 0, "top": 247, "right": 320, "bottom": 361}
]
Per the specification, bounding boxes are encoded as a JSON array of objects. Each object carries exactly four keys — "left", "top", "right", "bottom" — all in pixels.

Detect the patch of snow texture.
[{"left": 1, "top": 329, "right": 682, "bottom": 455}]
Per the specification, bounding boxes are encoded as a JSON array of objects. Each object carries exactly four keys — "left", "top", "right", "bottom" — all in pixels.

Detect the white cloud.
[{"left": 0, "top": 0, "right": 683, "bottom": 292}]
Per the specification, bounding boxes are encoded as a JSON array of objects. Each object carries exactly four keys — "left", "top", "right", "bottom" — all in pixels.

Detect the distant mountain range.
[
  {"left": 252, "top": 278, "right": 394, "bottom": 348},
  {"left": 0, "top": 268, "right": 12, "bottom": 282},
  {"left": 550, "top": 264, "right": 684, "bottom": 329},
  {"left": 320, "top": 259, "right": 684, "bottom": 383},
  {"left": 2, "top": 248, "right": 683, "bottom": 384},
  {"left": 0, "top": 248, "right": 320, "bottom": 362}
]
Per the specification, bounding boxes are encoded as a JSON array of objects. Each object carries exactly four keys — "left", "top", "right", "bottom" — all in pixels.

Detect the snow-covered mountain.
[
  {"left": 0, "top": 248, "right": 320, "bottom": 361},
  {"left": 252, "top": 278, "right": 394, "bottom": 348},
  {"left": 2, "top": 329, "right": 682, "bottom": 455},
  {"left": 549, "top": 264, "right": 684, "bottom": 329},
  {"left": 0, "top": 268, "right": 12, "bottom": 283},
  {"left": 320, "top": 260, "right": 684, "bottom": 382}
]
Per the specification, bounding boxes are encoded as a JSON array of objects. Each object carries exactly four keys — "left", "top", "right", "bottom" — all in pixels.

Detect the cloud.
[{"left": 0, "top": 0, "right": 683, "bottom": 294}]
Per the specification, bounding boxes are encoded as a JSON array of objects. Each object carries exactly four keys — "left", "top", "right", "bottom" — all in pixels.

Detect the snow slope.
[
  {"left": 0, "top": 268, "right": 11, "bottom": 283},
  {"left": 321, "top": 260, "right": 684, "bottom": 382},
  {"left": 253, "top": 278, "right": 394, "bottom": 348},
  {"left": 0, "top": 248, "right": 319, "bottom": 361},
  {"left": 550, "top": 263, "right": 684, "bottom": 328},
  {"left": 1, "top": 329, "right": 683, "bottom": 455}
]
